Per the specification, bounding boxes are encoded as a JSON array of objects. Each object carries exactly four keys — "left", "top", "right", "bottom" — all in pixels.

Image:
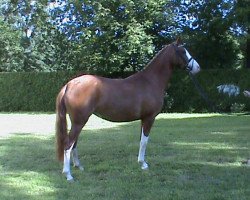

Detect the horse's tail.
[{"left": 55, "top": 85, "right": 68, "bottom": 161}]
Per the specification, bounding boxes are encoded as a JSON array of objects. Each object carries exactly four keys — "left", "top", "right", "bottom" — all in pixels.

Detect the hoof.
[
  {"left": 62, "top": 171, "right": 74, "bottom": 181},
  {"left": 67, "top": 177, "right": 74, "bottom": 182},
  {"left": 139, "top": 161, "right": 149, "bottom": 170},
  {"left": 74, "top": 165, "right": 84, "bottom": 171}
]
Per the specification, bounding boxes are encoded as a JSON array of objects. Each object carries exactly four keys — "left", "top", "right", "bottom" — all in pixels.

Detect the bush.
[{"left": 0, "top": 69, "right": 250, "bottom": 112}]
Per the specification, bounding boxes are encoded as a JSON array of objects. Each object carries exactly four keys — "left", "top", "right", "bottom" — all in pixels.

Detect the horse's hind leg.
[
  {"left": 72, "top": 141, "right": 84, "bottom": 171},
  {"left": 63, "top": 142, "right": 75, "bottom": 181},
  {"left": 62, "top": 123, "right": 84, "bottom": 181}
]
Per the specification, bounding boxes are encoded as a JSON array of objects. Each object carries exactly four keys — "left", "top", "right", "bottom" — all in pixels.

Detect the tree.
[
  {"left": 233, "top": 0, "right": 250, "bottom": 68},
  {"left": 1, "top": 0, "right": 76, "bottom": 72},
  {"left": 0, "top": 17, "right": 24, "bottom": 72},
  {"left": 49, "top": 0, "right": 176, "bottom": 73},
  {"left": 0, "top": 0, "right": 248, "bottom": 72},
  {"left": 172, "top": 0, "right": 246, "bottom": 69}
]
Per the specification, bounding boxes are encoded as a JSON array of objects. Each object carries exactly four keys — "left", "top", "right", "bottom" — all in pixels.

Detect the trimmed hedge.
[
  {"left": 0, "top": 69, "right": 250, "bottom": 112},
  {"left": 166, "top": 69, "right": 250, "bottom": 113},
  {"left": 0, "top": 72, "right": 75, "bottom": 112}
]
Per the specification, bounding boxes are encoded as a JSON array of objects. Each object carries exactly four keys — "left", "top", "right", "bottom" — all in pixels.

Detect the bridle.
[
  {"left": 173, "top": 44, "right": 219, "bottom": 113},
  {"left": 186, "top": 57, "right": 194, "bottom": 72},
  {"left": 173, "top": 44, "right": 194, "bottom": 72}
]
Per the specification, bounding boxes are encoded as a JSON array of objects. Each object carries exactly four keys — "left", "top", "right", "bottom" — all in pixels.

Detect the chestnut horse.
[{"left": 56, "top": 39, "right": 200, "bottom": 181}]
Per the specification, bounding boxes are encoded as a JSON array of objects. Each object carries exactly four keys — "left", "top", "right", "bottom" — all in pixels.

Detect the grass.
[{"left": 0, "top": 113, "right": 249, "bottom": 200}]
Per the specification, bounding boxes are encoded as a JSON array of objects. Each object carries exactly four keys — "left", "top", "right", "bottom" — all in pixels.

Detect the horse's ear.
[{"left": 176, "top": 37, "right": 182, "bottom": 46}]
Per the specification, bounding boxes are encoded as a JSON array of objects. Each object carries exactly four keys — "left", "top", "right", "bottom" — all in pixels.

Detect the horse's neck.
[{"left": 143, "top": 47, "right": 173, "bottom": 91}]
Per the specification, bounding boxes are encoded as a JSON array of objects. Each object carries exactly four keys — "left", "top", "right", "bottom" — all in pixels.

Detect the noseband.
[
  {"left": 173, "top": 44, "right": 194, "bottom": 72},
  {"left": 186, "top": 57, "right": 194, "bottom": 71}
]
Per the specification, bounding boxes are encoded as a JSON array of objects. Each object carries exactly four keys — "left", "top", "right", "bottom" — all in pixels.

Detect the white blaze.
[{"left": 185, "top": 48, "right": 200, "bottom": 74}]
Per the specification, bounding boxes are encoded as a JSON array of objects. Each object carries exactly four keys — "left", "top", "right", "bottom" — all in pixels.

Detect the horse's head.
[{"left": 172, "top": 38, "right": 200, "bottom": 74}]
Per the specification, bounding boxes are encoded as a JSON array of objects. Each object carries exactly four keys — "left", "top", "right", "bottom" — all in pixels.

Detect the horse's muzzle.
[{"left": 187, "top": 58, "right": 200, "bottom": 75}]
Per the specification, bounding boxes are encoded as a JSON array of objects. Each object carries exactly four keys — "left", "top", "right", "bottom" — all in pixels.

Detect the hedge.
[
  {"left": 0, "top": 69, "right": 250, "bottom": 112},
  {"left": 166, "top": 69, "right": 250, "bottom": 113},
  {"left": 0, "top": 72, "right": 74, "bottom": 112}
]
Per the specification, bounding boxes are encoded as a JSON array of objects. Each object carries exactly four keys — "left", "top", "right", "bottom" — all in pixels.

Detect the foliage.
[
  {"left": 166, "top": 69, "right": 250, "bottom": 113},
  {"left": 172, "top": 0, "right": 247, "bottom": 69},
  {"left": 0, "top": 0, "right": 77, "bottom": 71},
  {"left": 0, "top": 17, "right": 24, "bottom": 72},
  {"left": 49, "top": 0, "right": 174, "bottom": 73},
  {"left": 0, "top": 0, "right": 248, "bottom": 72},
  {"left": 0, "top": 113, "right": 250, "bottom": 199},
  {"left": 0, "top": 72, "right": 74, "bottom": 111},
  {"left": 1, "top": 69, "right": 250, "bottom": 112}
]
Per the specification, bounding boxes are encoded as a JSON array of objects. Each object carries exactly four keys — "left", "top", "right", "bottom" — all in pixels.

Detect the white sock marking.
[
  {"left": 72, "top": 148, "right": 84, "bottom": 171},
  {"left": 138, "top": 129, "right": 149, "bottom": 170},
  {"left": 62, "top": 143, "right": 74, "bottom": 181}
]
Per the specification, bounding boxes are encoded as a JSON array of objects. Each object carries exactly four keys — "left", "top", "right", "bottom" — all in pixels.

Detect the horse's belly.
[{"left": 94, "top": 104, "right": 141, "bottom": 122}]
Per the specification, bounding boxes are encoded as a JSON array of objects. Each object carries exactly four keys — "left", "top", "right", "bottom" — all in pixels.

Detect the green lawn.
[{"left": 0, "top": 113, "right": 249, "bottom": 200}]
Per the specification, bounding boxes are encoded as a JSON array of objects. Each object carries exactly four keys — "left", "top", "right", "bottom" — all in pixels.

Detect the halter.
[
  {"left": 173, "top": 44, "right": 194, "bottom": 72},
  {"left": 186, "top": 57, "right": 194, "bottom": 71}
]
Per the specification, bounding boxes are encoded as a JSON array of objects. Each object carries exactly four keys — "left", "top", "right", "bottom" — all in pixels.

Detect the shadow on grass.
[
  {"left": 0, "top": 133, "right": 60, "bottom": 200},
  {"left": 0, "top": 115, "right": 249, "bottom": 199}
]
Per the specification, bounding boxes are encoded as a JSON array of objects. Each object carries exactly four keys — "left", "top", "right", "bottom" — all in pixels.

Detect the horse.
[{"left": 55, "top": 38, "right": 200, "bottom": 181}]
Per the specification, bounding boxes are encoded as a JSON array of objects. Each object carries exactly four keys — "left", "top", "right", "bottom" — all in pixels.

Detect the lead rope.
[{"left": 188, "top": 72, "right": 220, "bottom": 113}]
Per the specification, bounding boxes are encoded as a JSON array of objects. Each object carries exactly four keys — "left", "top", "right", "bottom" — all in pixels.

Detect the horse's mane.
[{"left": 145, "top": 44, "right": 170, "bottom": 68}]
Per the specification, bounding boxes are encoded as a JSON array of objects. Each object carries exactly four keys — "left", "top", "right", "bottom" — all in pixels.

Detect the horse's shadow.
[
  {"left": 0, "top": 133, "right": 57, "bottom": 171},
  {"left": 0, "top": 121, "right": 139, "bottom": 199},
  {"left": 0, "top": 133, "right": 58, "bottom": 199}
]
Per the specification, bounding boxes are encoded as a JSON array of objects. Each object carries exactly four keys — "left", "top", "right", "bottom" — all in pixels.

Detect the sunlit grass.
[
  {"left": 156, "top": 112, "right": 222, "bottom": 119},
  {"left": 0, "top": 113, "right": 249, "bottom": 199}
]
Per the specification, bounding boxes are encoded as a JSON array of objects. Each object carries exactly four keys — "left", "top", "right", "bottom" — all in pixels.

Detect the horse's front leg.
[
  {"left": 138, "top": 129, "right": 149, "bottom": 170},
  {"left": 138, "top": 117, "right": 155, "bottom": 170}
]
